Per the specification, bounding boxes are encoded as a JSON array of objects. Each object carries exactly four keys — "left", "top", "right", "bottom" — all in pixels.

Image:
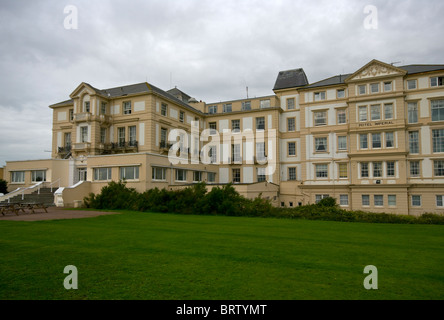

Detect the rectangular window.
[
  {"left": 432, "top": 129, "right": 444, "bottom": 152},
  {"left": 160, "top": 103, "right": 168, "bottom": 116},
  {"left": 256, "top": 117, "right": 265, "bottom": 130},
  {"left": 118, "top": 127, "right": 125, "bottom": 147},
  {"left": 361, "top": 162, "right": 369, "bottom": 178},
  {"left": 315, "top": 137, "right": 327, "bottom": 152},
  {"left": 384, "top": 104, "right": 393, "bottom": 120},
  {"left": 69, "top": 109, "right": 74, "bottom": 121},
  {"left": 175, "top": 169, "right": 187, "bottom": 181},
  {"left": 208, "top": 105, "right": 217, "bottom": 114},
  {"left": 338, "top": 136, "right": 347, "bottom": 151},
  {"left": 337, "top": 89, "right": 345, "bottom": 99},
  {"left": 434, "top": 160, "right": 444, "bottom": 176},
  {"left": 193, "top": 171, "right": 202, "bottom": 182},
  {"left": 371, "top": 105, "right": 381, "bottom": 121},
  {"left": 223, "top": 103, "right": 232, "bottom": 113},
  {"left": 232, "top": 144, "right": 241, "bottom": 163},
  {"left": 209, "top": 122, "right": 217, "bottom": 135},
  {"left": 372, "top": 133, "right": 381, "bottom": 148},
  {"left": 101, "top": 102, "right": 107, "bottom": 115},
  {"left": 287, "top": 118, "right": 295, "bottom": 131},
  {"left": 160, "top": 128, "right": 168, "bottom": 148},
  {"left": 123, "top": 101, "right": 131, "bottom": 114},
  {"left": 288, "top": 142, "right": 296, "bottom": 156},
  {"left": 315, "top": 164, "right": 328, "bottom": 178},
  {"left": 339, "top": 163, "right": 348, "bottom": 179},
  {"left": 373, "top": 162, "right": 382, "bottom": 177},
  {"left": 431, "top": 76, "right": 444, "bottom": 87},
  {"left": 409, "top": 131, "right": 419, "bottom": 154},
  {"left": 209, "top": 146, "right": 217, "bottom": 163},
  {"left": 129, "top": 126, "right": 137, "bottom": 146},
  {"left": 31, "top": 170, "right": 46, "bottom": 182},
  {"left": 207, "top": 172, "right": 216, "bottom": 183},
  {"left": 362, "top": 195, "right": 370, "bottom": 206},
  {"left": 340, "top": 195, "right": 349, "bottom": 206},
  {"left": 315, "top": 194, "right": 330, "bottom": 204},
  {"left": 314, "top": 91, "right": 326, "bottom": 101},
  {"left": 436, "top": 195, "right": 444, "bottom": 207},
  {"left": 288, "top": 167, "right": 297, "bottom": 181},
  {"left": 81, "top": 126, "right": 88, "bottom": 143},
  {"left": 179, "top": 111, "right": 185, "bottom": 123},
  {"left": 256, "top": 142, "right": 266, "bottom": 161},
  {"left": 84, "top": 101, "right": 90, "bottom": 113},
  {"left": 410, "top": 161, "right": 420, "bottom": 177},
  {"left": 412, "top": 195, "right": 422, "bottom": 207},
  {"left": 94, "top": 168, "right": 112, "bottom": 181},
  {"left": 387, "top": 161, "right": 395, "bottom": 177},
  {"left": 120, "top": 166, "right": 139, "bottom": 180},
  {"left": 231, "top": 120, "right": 240, "bottom": 132},
  {"left": 100, "top": 127, "right": 106, "bottom": 144},
  {"left": 337, "top": 109, "right": 347, "bottom": 124},
  {"left": 388, "top": 195, "right": 397, "bottom": 206},
  {"left": 360, "top": 134, "right": 368, "bottom": 149},
  {"left": 431, "top": 100, "right": 444, "bottom": 121},
  {"left": 407, "top": 102, "right": 418, "bottom": 123},
  {"left": 232, "top": 168, "right": 241, "bottom": 183},
  {"left": 374, "top": 195, "right": 384, "bottom": 206},
  {"left": 11, "top": 171, "right": 25, "bottom": 183},
  {"left": 152, "top": 167, "right": 166, "bottom": 181},
  {"left": 359, "top": 85, "right": 366, "bottom": 95},
  {"left": 359, "top": 106, "right": 367, "bottom": 122},
  {"left": 371, "top": 83, "right": 379, "bottom": 93},
  {"left": 384, "top": 81, "right": 392, "bottom": 92},
  {"left": 257, "top": 167, "right": 266, "bottom": 182},
  {"left": 260, "top": 99, "right": 270, "bottom": 109},
  {"left": 287, "top": 98, "right": 295, "bottom": 110},
  {"left": 64, "top": 132, "right": 71, "bottom": 148},
  {"left": 385, "top": 132, "right": 394, "bottom": 148},
  {"left": 241, "top": 101, "right": 251, "bottom": 111},
  {"left": 407, "top": 80, "right": 417, "bottom": 90},
  {"left": 314, "top": 111, "right": 327, "bottom": 126}
]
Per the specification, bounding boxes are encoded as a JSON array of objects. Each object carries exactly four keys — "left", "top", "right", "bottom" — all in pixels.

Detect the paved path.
[{"left": 0, "top": 206, "right": 121, "bottom": 221}]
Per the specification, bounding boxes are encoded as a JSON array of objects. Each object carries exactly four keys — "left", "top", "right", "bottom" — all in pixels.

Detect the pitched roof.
[
  {"left": 273, "top": 68, "right": 309, "bottom": 90},
  {"left": 304, "top": 74, "right": 352, "bottom": 89},
  {"left": 399, "top": 64, "right": 444, "bottom": 74}
]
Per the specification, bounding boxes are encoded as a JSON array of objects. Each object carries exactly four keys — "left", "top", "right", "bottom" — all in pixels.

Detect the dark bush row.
[{"left": 83, "top": 181, "right": 444, "bottom": 225}]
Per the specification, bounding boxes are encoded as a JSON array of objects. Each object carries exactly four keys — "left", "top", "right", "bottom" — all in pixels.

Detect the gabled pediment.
[
  {"left": 69, "top": 82, "right": 102, "bottom": 99},
  {"left": 345, "top": 59, "right": 407, "bottom": 82}
]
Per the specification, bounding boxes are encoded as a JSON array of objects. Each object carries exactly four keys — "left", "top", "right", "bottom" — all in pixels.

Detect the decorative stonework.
[{"left": 348, "top": 62, "right": 404, "bottom": 81}]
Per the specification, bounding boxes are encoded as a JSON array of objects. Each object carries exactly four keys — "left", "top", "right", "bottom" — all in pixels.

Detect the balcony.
[
  {"left": 73, "top": 113, "right": 112, "bottom": 124},
  {"left": 73, "top": 112, "right": 91, "bottom": 123},
  {"left": 72, "top": 142, "right": 91, "bottom": 152},
  {"left": 101, "top": 141, "right": 138, "bottom": 154},
  {"left": 57, "top": 145, "right": 72, "bottom": 158}
]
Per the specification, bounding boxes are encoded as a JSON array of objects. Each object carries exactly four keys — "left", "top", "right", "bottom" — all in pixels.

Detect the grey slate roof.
[
  {"left": 304, "top": 74, "right": 353, "bottom": 89},
  {"left": 273, "top": 68, "right": 309, "bottom": 90},
  {"left": 399, "top": 64, "right": 444, "bottom": 74}
]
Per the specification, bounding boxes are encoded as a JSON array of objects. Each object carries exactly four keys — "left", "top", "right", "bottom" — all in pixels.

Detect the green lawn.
[{"left": 0, "top": 211, "right": 443, "bottom": 300}]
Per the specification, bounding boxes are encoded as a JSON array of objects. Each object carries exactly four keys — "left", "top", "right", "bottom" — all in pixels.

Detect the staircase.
[{"left": 4, "top": 188, "right": 55, "bottom": 207}]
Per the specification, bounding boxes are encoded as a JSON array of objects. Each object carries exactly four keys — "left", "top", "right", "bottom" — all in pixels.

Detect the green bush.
[
  {"left": 84, "top": 180, "right": 140, "bottom": 210},
  {"left": 0, "top": 179, "right": 7, "bottom": 194}
]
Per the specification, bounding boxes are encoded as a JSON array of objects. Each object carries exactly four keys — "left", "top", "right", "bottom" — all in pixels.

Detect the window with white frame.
[
  {"left": 359, "top": 106, "right": 367, "bottom": 122},
  {"left": 385, "top": 132, "right": 394, "bottom": 148},
  {"left": 118, "top": 127, "right": 125, "bottom": 147},
  {"left": 434, "top": 160, "right": 444, "bottom": 176},
  {"left": 260, "top": 99, "right": 270, "bottom": 109},
  {"left": 179, "top": 111, "right": 185, "bottom": 122},
  {"left": 431, "top": 100, "right": 444, "bottom": 121},
  {"left": 209, "top": 122, "right": 217, "bottom": 135},
  {"left": 94, "top": 167, "right": 112, "bottom": 181},
  {"left": 315, "top": 137, "right": 327, "bottom": 152},
  {"left": 340, "top": 194, "right": 349, "bottom": 206},
  {"left": 412, "top": 195, "right": 422, "bottom": 207},
  {"left": 287, "top": 98, "right": 295, "bottom": 110},
  {"left": 175, "top": 169, "right": 187, "bottom": 181},
  {"left": 161, "top": 103, "right": 168, "bottom": 116},
  {"left": 362, "top": 195, "right": 370, "bottom": 206},
  {"left": 314, "top": 111, "right": 327, "bottom": 126},
  {"left": 129, "top": 126, "right": 137, "bottom": 146},
  {"left": 120, "top": 166, "right": 139, "bottom": 180},
  {"left": 361, "top": 162, "right": 369, "bottom": 178},
  {"left": 315, "top": 164, "right": 328, "bottom": 178},
  {"left": 241, "top": 101, "right": 251, "bottom": 111},
  {"left": 337, "top": 89, "right": 345, "bottom": 99},
  {"left": 387, "top": 161, "right": 395, "bottom": 177},
  {"left": 31, "top": 170, "right": 46, "bottom": 182},
  {"left": 100, "top": 127, "right": 106, "bottom": 144},
  {"left": 160, "top": 128, "right": 168, "bottom": 148},
  {"left": 287, "top": 118, "right": 296, "bottom": 131},
  {"left": 315, "top": 194, "right": 330, "bottom": 204},
  {"left": 314, "top": 91, "right": 326, "bottom": 101},
  {"left": 337, "top": 109, "right": 346, "bottom": 124},
  {"left": 256, "top": 117, "right": 265, "bottom": 130},
  {"left": 384, "top": 104, "right": 393, "bottom": 119},
  {"left": 288, "top": 167, "right": 297, "bottom": 181},
  {"left": 338, "top": 163, "right": 348, "bottom": 179},
  {"left": 11, "top": 171, "right": 25, "bottom": 183},
  {"left": 232, "top": 119, "right": 240, "bottom": 132},
  {"left": 209, "top": 146, "right": 217, "bottom": 163},
  {"left": 432, "top": 129, "right": 444, "bottom": 152},
  {"left": 436, "top": 195, "right": 444, "bottom": 207},
  {"left": 232, "top": 168, "right": 241, "bottom": 183},
  {"left": 101, "top": 102, "right": 107, "bottom": 115},
  {"left": 407, "top": 79, "right": 417, "bottom": 90},
  {"left": 408, "top": 102, "right": 418, "bottom": 123},
  {"left": 410, "top": 161, "right": 420, "bottom": 177},
  {"left": 358, "top": 85, "right": 366, "bottom": 95},
  {"left": 372, "top": 133, "right": 382, "bottom": 148},
  {"left": 207, "top": 172, "right": 216, "bottom": 182},
  {"left": 374, "top": 195, "right": 384, "bottom": 206},
  {"left": 338, "top": 136, "right": 347, "bottom": 151},
  {"left": 152, "top": 167, "right": 166, "bottom": 181},
  {"left": 360, "top": 134, "right": 368, "bottom": 149},
  {"left": 81, "top": 126, "right": 88, "bottom": 143},
  {"left": 84, "top": 101, "right": 90, "bottom": 113},
  {"left": 256, "top": 142, "right": 266, "bottom": 161},
  {"left": 123, "top": 101, "right": 131, "bottom": 114},
  {"left": 388, "top": 195, "right": 397, "bottom": 206},
  {"left": 373, "top": 162, "right": 382, "bottom": 178},
  {"left": 257, "top": 167, "right": 266, "bottom": 182},
  {"left": 370, "top": 105, "right": 381, "bottom": 121},
  {"left": 223, "top": 104, "right": 232, "bottom": 113},
  {"left": 430, "top": 76, "right": 444, "bottom": 87},
  {"left": 409, "top": 131, "right": 419, "bottom": 154},
  {"left": 193, "top": 171, "right": 203, "bottom": 182},
  {"left": 208, "top": 105, "right": 217, "bottom": 114},
  {"left": 288, "top": 142, "right": 296, "bottom": 156},
  {"left": 384, "top": 81, "right": 392, "bottom": 92},
  {"left": 370, "top": 83, "right": 379, "bottom": 93},
  {"left": 232, "top": 144, "right": 241, "bottom": 163}
]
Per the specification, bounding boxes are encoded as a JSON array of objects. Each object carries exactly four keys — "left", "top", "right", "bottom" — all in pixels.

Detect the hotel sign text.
[{"left": 358, "top": 121, "right": 394, "bottom": 127}]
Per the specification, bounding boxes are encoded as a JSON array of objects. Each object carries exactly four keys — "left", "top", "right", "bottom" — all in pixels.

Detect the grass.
[{"left": 0, "top": 210, "right": 443, "bottom": 300}]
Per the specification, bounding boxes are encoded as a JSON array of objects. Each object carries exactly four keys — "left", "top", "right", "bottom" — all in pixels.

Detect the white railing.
[
  {"left": 48, "top": 178, "right": 61, "bottom": 192},
  {"left": 0, "top": 182, "right": 44, "bottom": 203}
]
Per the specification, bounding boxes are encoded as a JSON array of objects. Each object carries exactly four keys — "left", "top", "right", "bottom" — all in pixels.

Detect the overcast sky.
[{"left": 0, "top": 0, "right": 443, "bottom": 167}]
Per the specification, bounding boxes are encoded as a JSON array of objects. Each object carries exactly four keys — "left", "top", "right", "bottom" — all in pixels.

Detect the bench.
[{"left": 0, "top": 203, "right": 48, "bottom": 216}]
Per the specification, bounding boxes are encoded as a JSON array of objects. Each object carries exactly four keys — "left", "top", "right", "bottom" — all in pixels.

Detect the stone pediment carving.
[{"left": 346, "top": 60, "right": 406, "bottom": 82}]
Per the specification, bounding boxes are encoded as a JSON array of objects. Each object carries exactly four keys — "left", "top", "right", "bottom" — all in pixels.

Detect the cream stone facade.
[{"left": 2, "top": 59, "right": 444, "bottom": 215}]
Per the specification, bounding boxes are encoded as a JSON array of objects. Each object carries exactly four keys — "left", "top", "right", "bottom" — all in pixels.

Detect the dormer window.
[
  {"left": 84, "top": 101, "right": 90, "bottom": 113},
  {"left": 124, "top": 101, "right": 132, "bottom": 114},
  {"left": 314, "top": 91, "right": 326, "bottom": 101}
]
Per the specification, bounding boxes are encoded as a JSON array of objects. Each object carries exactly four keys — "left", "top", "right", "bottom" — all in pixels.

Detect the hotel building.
[{"left": 2, "top": 59, "right": 444, "bottom": 215}]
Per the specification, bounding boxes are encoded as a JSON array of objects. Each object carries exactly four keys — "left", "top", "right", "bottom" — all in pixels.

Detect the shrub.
[
  {"left": 0, "top": 179, "right": 7, "bottom": 194},
  {"left": 84, "top": 180, "right": 140, "bottom": 210}
]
